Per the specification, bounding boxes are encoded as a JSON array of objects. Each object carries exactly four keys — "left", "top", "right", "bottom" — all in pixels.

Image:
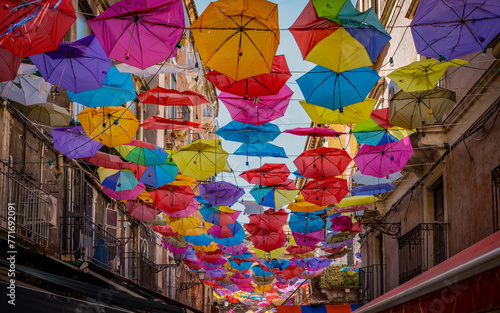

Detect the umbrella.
[
  {"left": 301, "top": 178, "right": 349, "bottom": 206},
  {"left": 234, "top": 143, "right": 287, "bottom": 159},
  {"left": 0, "top": 48, "right": 22, "bottom": 82},
  {"left": 410, "top": 0, "right": 500, "bottom": 60},
  {"left": 162, "top": 198, "right": 199, "bottom": 218},
  {"left": 247, "top": 209, "right": 289, "bottom": 233},
  {"left": 250, "top": 180, "right": 299, "bottom": 208},
  {"left": 287, "top": 194, "right": 326, "bottom": 214},
  {"left": 350, "top": 183, "right": 396, "bottom": 196},
  {"left": 200, "top": 181, "right": 245, "bottom": 207},
  {"left": 284, "top": 127, "right": 345, "bottom": 138},
  {"left": 98, "top": 168, "right": 138, "bottom": 191},
  {"left": 325, "top": 232, "right": 357, "bottom": 244},
  {"left": 241, "top": 200, "right": 266, "bottom": 215},
  {"left": 83, "top": 151, "right": 132, "bottom": 170},
  {"left": 168, "top": 174, "right": 198, "bottom": 186},
  {"left": 387, "top": 59, "right": 469, "bottom": 92},
  {"left": 286, "top": 245, "right": 316, "bottom": 255},
  {"left": 206, "top": 55, "right": 290, "bottom": 98},
  {"left": 353, "top": 137, "right": 414, "bottom": 178},
  {"left": 289, "top": 213, "right": 324, "bottom": 233},
  {"left": 253, "top": 246, "right": 286, "bottom": 260},
  {"left": 334, "top": 204, "right": 372, "bottom": 214},
  {"left": 252, "top": 265, "right": 275, "bottom": 277},
  {"left": 150, "top": 184, "right": 194, "bottom": 213},
  {"left": 292, "top": 229, "right": 325, "bottom": 247},
  {"left": 125, "top": 201, "right": 158, "bottom": 221},
  {"left": 278, "top": 266, "right": 304, "bottom": 280},
  {"left": 250, "top": 229, "right": 287, "bottom": 252},
  {"left": 140, "top": 116, "right": 204, "bottom": 130},
  {"left": 352, "top": 170, "right": 402, "bottom": 185},
  {"left": 0, "top": 74, "right": 52, "bottom": 105},
  {"left": 190, "top": 0, "right": 280, "bottom": 81},
  {"left": 330, "top": 216, "right": 353, "bottom": 232},
  {"left": 294, "top": 147, "right": 352, "bottom": 180},
  {"left": 151, "top": 225, "right": 177, "bottom": 237},
  {"left": 102, "top": 182, "right": 145, "bottom": 201},
  {"left": 216, "top": 121, "right": 281, "bottom": 144},
  {"left": 116, "top": 140, "right": 169, "bottom": 166},
  {"left": 219, "top": 85, "right": 293, "bottom": 125},
  {"left": 163, "top": 234, "right": 188, "bottom": 247},
  {"left": 263, "top": 259, "right": 291, "bottom": 272},
  {"left": 67, "top": 67, "right": 136, "bottom": 107},
  {"left": 77, "top": 106, "right": 140, "bottom": 147},
  {"left": 163, "top": 240, "right": 188, "bottom": 254},
  {"left": 336, "top": 195, "right": 378, "bottom": 208},
  {"left": 129, "top": 160, "right": 178, "bottom": 188},
  {"left": 300, "top": 99, "right": 375, "bottom": 125},
  {"left": 228, "top": 258, "right": 253, "bottom": 272},
  {"left": 240, "top": 163, "right": 290, "bottom": 187},
  {"left": 138, "top": 86, "right": 208, "bottom": 106},
  {"left": 13, "top": 102, "right": 71, "bottom": 126},
  {"left": 0, "top": 0, "right": 76, "bottom": 57},
  {"left": 211, "top": 227, "right": 246, "bottom": 247},
  {"left": 164, "top": 215, "right": 202, "bottom": 236},
  {"left": 88, "top": 0, "right": 185, "bottom": 69},
  {"left": 184, "top": 234, "right": 213, "bottom": 247},
  {"left": 297, "top": 65, "right": 380, "bottom": 111},
  {"left": 389, "top": 88, "right": 457, "bottom": 130},
  {"left": 51, "top": 126, "right": 103, "bottom": 159},
  {"left": 206, "top": 221, "right": 243, "bottom": 239},
  {"left": 200, "top": 206, "right": 240, "bottom": 226},
  {"left": 116, "top": 62, "right": 195, "bottom": 77},
  {"left": 219, "top": 244, "right": 248, "bottom": 255},
  {"left": 29, "top": 34, "right": 112, "bottom": 93}
]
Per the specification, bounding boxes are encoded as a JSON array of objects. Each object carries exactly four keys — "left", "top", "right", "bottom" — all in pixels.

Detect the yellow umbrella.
[
  {"left": 136, "top": 190, "right": 154, "bottom": 203},
  {"left": 387, "top": 58, "right": 469, "bottom": 92},
  {"left": 192, "top": 241, "right": 219, "bottom": 252},
  {"left": 171, "top": 139, "right": 229, "bottom": 181},
  {"left": 335, "top": 195, "right": 378, "bottom": 208},
  {"left": 253, "top": 246, "right": 286, "bottom": 260},
  {"left": 254, "top": 284, "right": 273, "bottom": 292},
  {"left": 77, "top": 106, "right": 139, "bottom": 147},
  {"left": 287, "top": 194, "right": 326, "bottom": 213},
  {"left": 168, "top": 174, "right": 198, "bottom": 186},
  {"left": 163, "top": 215, "right": 202, "bottom": 235},
  {"left": 190, "top": 0, "right": 280, "bottom": 81},
  {"left": 300, "top": 99, "right": 375, "bottom": 124}
]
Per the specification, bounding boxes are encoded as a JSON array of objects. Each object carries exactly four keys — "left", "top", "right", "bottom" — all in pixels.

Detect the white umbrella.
[
  {"left": 115, "top": 61, "right": 196, "bottom": 78},
  {"left": 352, "top": 170, "right": 403, "bottom": 185},
  {"left": 0, "top": 74, "right": 52, "bottom": 105}
]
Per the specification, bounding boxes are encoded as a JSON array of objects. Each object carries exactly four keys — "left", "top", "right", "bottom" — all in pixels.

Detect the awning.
[
  {"left": 356, "top": 231, "right": 500, "bottom": 313},
  {"left": 277, "top": 304, "right": 359, "bottom": 313}
]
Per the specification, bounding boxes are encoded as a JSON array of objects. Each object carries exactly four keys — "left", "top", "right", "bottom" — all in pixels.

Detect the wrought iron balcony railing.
[
  {"left": 360, "top": 264, "right": 385, "bottom": 305},
  {"left": 121, "top": 251, "right": 158, "bottom": 291}
]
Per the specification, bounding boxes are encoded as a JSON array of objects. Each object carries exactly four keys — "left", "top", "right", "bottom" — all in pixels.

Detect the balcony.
[
  {"left": 59, "top": 216, "right": 121, "bottom": 273},
  {"left": 312, "top": 265, "right": 360, "bottom": 304},
  {"left": 121, "top": 252, "right": 158, "bottom": 291},
  {"left": 398, "top": 222, "right": 448, "bottom": 284},
  {"left": 0, "top": 160, "right": 50, "bottom": 247},
  {"left": 360, "top": 264, "right": 385, "bottom": 305}
]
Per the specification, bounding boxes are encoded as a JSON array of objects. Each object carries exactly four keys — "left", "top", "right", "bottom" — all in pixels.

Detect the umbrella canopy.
[
  {"left": 162, "top": 198, "right": 199, "bottom": 218},
  {"left": 300, "top": 99, "right": 375, "bottom": 124},
  {"left": 234, "top": 143, "right": 287, "bottom": 159},
  {"left": 284, "top": 127, "right": 345, "bottom": 138},
  {"left": 116, "top": 140, "right": 169, "bottom": 166},
  {"left": 389, "top": 88, "right": 457, "bottom": 129},
  {"left": 0, "top": 0, "right": 76, "bottom": 57},
  {"left": 51, "top": 126, "right": 103, "bottom": 159},
  {"left": 98, "top": 168, "right": 138, "bottom": 191},
  {"left": 77, "top": 106, "right": 140, "bottom": 147},
  {"left": 354, "top": 137, "right": 414, "bottom": 178},
  {"left": 292, "top": 229, "right": 325, "bottom": 247},
  {"left": 289, "top": 213, "right": 324, "bottom": 233},
  {"left": 325, "top": 232, "right": 357, "bottom": 244},
  {"left": 250, "top": 180, "right": 299, "bottom": 208},
  {"left": 297, "top": 65, "right": 380, "bottom": 111},
  {"left": 185, "top": 234, "right": 213, "bottom": 247},
  {"left": 150, "top": 184, "right": 194, "bottom": 213},
  {"left": 219, "top": 85, "right": 293, "bottom": 125},
  {"left": 138, "top": 86, "right": 208, "bottom": 106},
  {"left": 410, "top": 0, "right": 500, "bottom": 60},
  {"left": 190, "top": 0, "right": 280, "bottom": 81},
  {"left": 140, "top": 116, "right": 204, "bottom": 130},
  {"left": 67, "top": 67, "right": 136, "bottom": 107},
  {"left": 168, "top": 174, "right": 198, "bottom": 186},
  {"left": 240, "top": 163, "right": 290, "bottom": 186},
  {"left": 331, "top": 216, "right": 353, "bottom": 232},
  {"left": 102, "top": 182, "right": 145, "bottom": 201},
  {"left": 352, "top": 170, "right": 402, "bottom": 185},
  {"left": 116, "top": 62, "right": 195, "bottom": 77},
  {"left": 211, "top": 227, "right": 246, "bottom": 247},
  {"left": 0, "top": 48, "right": 22, "bottom": 82},
  {"left": 336, "top": 195, "right": 378, "bottom": 208},
  {"left": 200, "top": 181, "right": 245, "bottom": 207},
  {"left": 301, "top": 178, "right": 349, "bottom": 206},
  {"left": 387, "top": 59, "right": 469, "bottom": 92},
  {"left": 216, "top": 121, "right": 281, "bottom": 144},
  {"left": 350, "top": 183, "right": 396, "bottom": 196},
  {"left": 88, "top": 0, "right": 185, "bottom": 69},
  {"left": 250, "top": 229, "right": 287, "bottom": 253},
  {"left": 287, "top": 194, "right": 326, "bottom": 214},
  {"left": 129, "top": 160, "right": 178, "bottom": 188},
  {"left": 206, "top": 55, "right": 290, "bottom": 97},
  {"left": 200, "top": 206, "right": 240, "bottom": 226},
  {"left": 247, "top": 209, "right": 289, "bottom": 232},
  {"left": 254, "top": 246, "right": 286, "bottom": 260},
  {"left": 171, "top": 139, "right": 229, "bottom": 181},
  {"left": 287, "top": 245, "right": 316, "bottom": 255},
  {"left": 294, "top": 147, "right": 352, "bottom": 180},
  {"left": 125, "top": 201, "right": 158, "bottom": 221},
  {"left": 164, "top": 215, "right": 202, "bottom": 236},
  {"left": 13, "top": 102, "right": 71, "bottom": 127},
  {"left": 0, "top": 74, "right": 52, "bottom": 105},
  {"left": 83, "top": 151, "right": 132, "bottom": 170},
  {"left": 206, "top": 221, "right": 243, "bottom": 239},
  {"left": 30, "top": 34, "right": 112, "bottom": 93}
]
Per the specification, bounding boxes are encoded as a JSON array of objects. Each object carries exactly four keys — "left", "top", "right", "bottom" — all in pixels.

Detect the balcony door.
[{"left": 433, "top": 181, "right": 447, "bottom": 266}]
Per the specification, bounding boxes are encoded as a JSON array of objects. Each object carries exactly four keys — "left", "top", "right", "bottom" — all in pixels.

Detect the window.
[{"left": 492, "top": 165, "right": 500, "bottom": 232}]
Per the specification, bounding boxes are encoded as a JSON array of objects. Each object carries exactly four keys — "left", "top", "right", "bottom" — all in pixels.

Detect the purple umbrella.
[
  {"left": 88, "top": 0, "right": 185, "bottom": 69},
  {"left": 354, "top": 137, "right": 414, "bottom": 178},
  {"left": 207, "top": 269, "right": 227, "bottom": 279},
  {"left": 30, "top": 34, "right": 112, "bottom": 93},
  {"left": 292, "top": 229, "right": 325, "bottom": 247},
  {"left": 411, "top": 0, "right": 500, "bottom": 60},
  {"left": 330, "top": 216, "right": 353, "bottom": 232},
  {"left": 219, "top": 85, "right": 293, "bottom": 125},
  {"left": 102, "top": 183, "right": 145, "bottom": 201},
  {"left": 219, "top": 244, "right": 248, "bottom": 255},
  {"left": 302, "top": 268, "right": 323, "bottom": 279},
  {"left": 322, "top": 238, "right": 354, "bottom": 249},
  {"left": 200, "top": 181, "right": 245, "bottom": 207},
  {"left": 295, "top": 257, "right": 332, "bottom": 270},
  {"left": 51, "top": 126, "right": 103, "bottom": 159}
]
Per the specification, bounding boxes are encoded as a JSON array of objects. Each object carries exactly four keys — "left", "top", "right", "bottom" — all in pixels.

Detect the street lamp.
[
  {"left": 224, "top": 300, "right": 229, "bottom": 307},
  {"left": 198, "top": 268, "right": 206, "bottom": 280}
]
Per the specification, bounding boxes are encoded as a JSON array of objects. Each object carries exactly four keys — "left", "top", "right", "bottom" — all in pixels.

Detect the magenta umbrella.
[
  {"left": 354, "top": 137, "right": 414, "bottom": 178},
  {"left": 219, "top": 85, "right": 293, "bottom": 125},
  {"left": 162, "top": 237, "right": 188, "bottom": 254},
  {"left": 102, "top": 182, "right": 145, "bottom": 200},
  {"left": 283, "top": 127, "right": 345, "bottom": 137},
  {"left": 292, "top": 229, "right": 325, "bottom": 247},
  {"left": 218, "top": 244, "right": 248, "bottom": 255},
  {"left": 88, "top": 0, "right": 185, "bottom": 69},
  {"left": 125, "top": 201, "right": 158, "bottom": 221},
  {"left": 330, "top": 216, "right": 353, "bottom": 232}
]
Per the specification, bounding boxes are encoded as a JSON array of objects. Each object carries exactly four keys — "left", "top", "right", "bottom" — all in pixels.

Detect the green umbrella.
[{"left": 13, "top": 102, "right": 71, "bottom": 127}]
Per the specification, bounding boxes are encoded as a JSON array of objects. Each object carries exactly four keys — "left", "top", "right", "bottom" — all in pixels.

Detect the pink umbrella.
[
  {"left": 151, "top": 225, "right": 177, "bottom": 237},
  {"left": 162, "top": 238, "right": 188, "bottom": 254},
  {"left": 161, "top": 198, "right": 199, "bottom": 217},
  {"left": 219, "top": 85, "right": 293, "bottom": 125},
  {"left": 330, "top": 216, "right": 353, "bottom": 232},
  {"left": 84, "top": 151, "right": 132, "bottom": 170},
  {"left": 102, "top": 183, "right": 145, "bottom": 200},
  {"left": 125, "top": 201, "right": 158, "bottom": 221},
  {"left": 218, "top": 244, "right": 248, "bottom": 255},
  {"left": 292, "top": 229, "right": 324, "bottom": 247},
  {"left": 283, "top": 127, "right": 345, "bottom": 137},
  {"left": 353, "top": 137, "right": 414, "bottom": 178}
]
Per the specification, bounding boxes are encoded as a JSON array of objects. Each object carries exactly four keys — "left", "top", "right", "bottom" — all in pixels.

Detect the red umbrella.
[
  {"left": 140, "top": 116, "right": 204, "bottom": 130},
  {"left": 83, "top": 151, "right": 132, "bottom": 170},
  {"left": 197, "top": 249, "right": 223, "bottom": 263},
  {"left": 286, "top": 245, "right": 316, "bottom": 255},
  {"left": 250, "top": 229, "right": 286, "bottom": 252},
  {"left": 151, "top": 225, "right": 177, "bottom": 237},
  {"left": 278, "top": 266, "right": 304, "bottom": 280},
  {"left": 240, "top": 163, "right": 290, "bottom": 186},
  {"left": 294, "top": 147, "right": 352, "bottom": 180},
  {"left": 0, "top": 47, "right": 22, "bottom": 82},
  {"left": 150, "top": 184, "right": 194, "bottom": 213},
  {"left": 301, "top": 178, "right": 349, "bottom": 206},
  {"left": 248, "top": 208, "right": 288, "bottom": 232},
  {"left": 370, "top": 108, "right": 393, "bottom": 129},
  {"left": 138, "top": 86, "right": 208, "bottom": 106},
  {"left": 205, "top": 55, "right": 291, "bottom": 98},
  {"left": 0, "top": 0, "right": 76, "bottom": 57}
]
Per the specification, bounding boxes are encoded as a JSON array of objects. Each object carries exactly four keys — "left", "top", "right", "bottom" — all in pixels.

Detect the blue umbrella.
[
  {"left": 67, "top": 67, "right": 136, "bottom": 107},
  {"left": 216, "top": 121, "right": 281, "bottom": 144},
  {"left": 296, "top": 65, "right": 380, "bottom": 111},
  {"left": 350, "top": 183, "right": 396, "bottom": 196},
  {"left": 183, "top": 233, "right": 213, "bottom": 246},
  {"left": 210, "top": 227, "right": 245, "bottom": 247},
  {"left": 251, "top": 265, "right": 274, "bottom": 277},
  {"left": 262, "top": 259, "right": 290, "bottom": 271},
  {"left": 228, "top": 258, "right": 253, "bottom": 271},
  {"left": 133, "top": 161, "right": 178, "bottom": 188},
  {"left": 100, "top": 170, "right": 138, "bottom": 191},
  {"left": 234, "top": 143, "right": 287, "bottom": 159},
  {"left": 290, "top": 213, "right": 325, "bottom": 233},
  {"left": 292, "top": 170, "right": 308, "bottom": 179},
  {"left": 194, "top": 196, "right": 212, "bottom": 207},
  {"left": 229, "top": 251, "right": 254, "bottom": 260}
]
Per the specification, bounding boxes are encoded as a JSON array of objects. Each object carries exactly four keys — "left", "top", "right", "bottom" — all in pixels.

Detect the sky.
[{"left": 192, "top": 0, "right": 318, "bottom": 221}]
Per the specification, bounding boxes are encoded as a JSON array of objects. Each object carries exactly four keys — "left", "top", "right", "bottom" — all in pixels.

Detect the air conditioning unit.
[{"left": 47, "top": 195, "right": 58, "bottom": 228}]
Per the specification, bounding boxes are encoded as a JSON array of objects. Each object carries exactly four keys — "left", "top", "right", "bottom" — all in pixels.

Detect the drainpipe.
[
  {"left": 40, "top": 142, "right": 44, "bottom": 189},
  {"left": 56, "top": 153, "right": 64, "bottom": 177}
]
